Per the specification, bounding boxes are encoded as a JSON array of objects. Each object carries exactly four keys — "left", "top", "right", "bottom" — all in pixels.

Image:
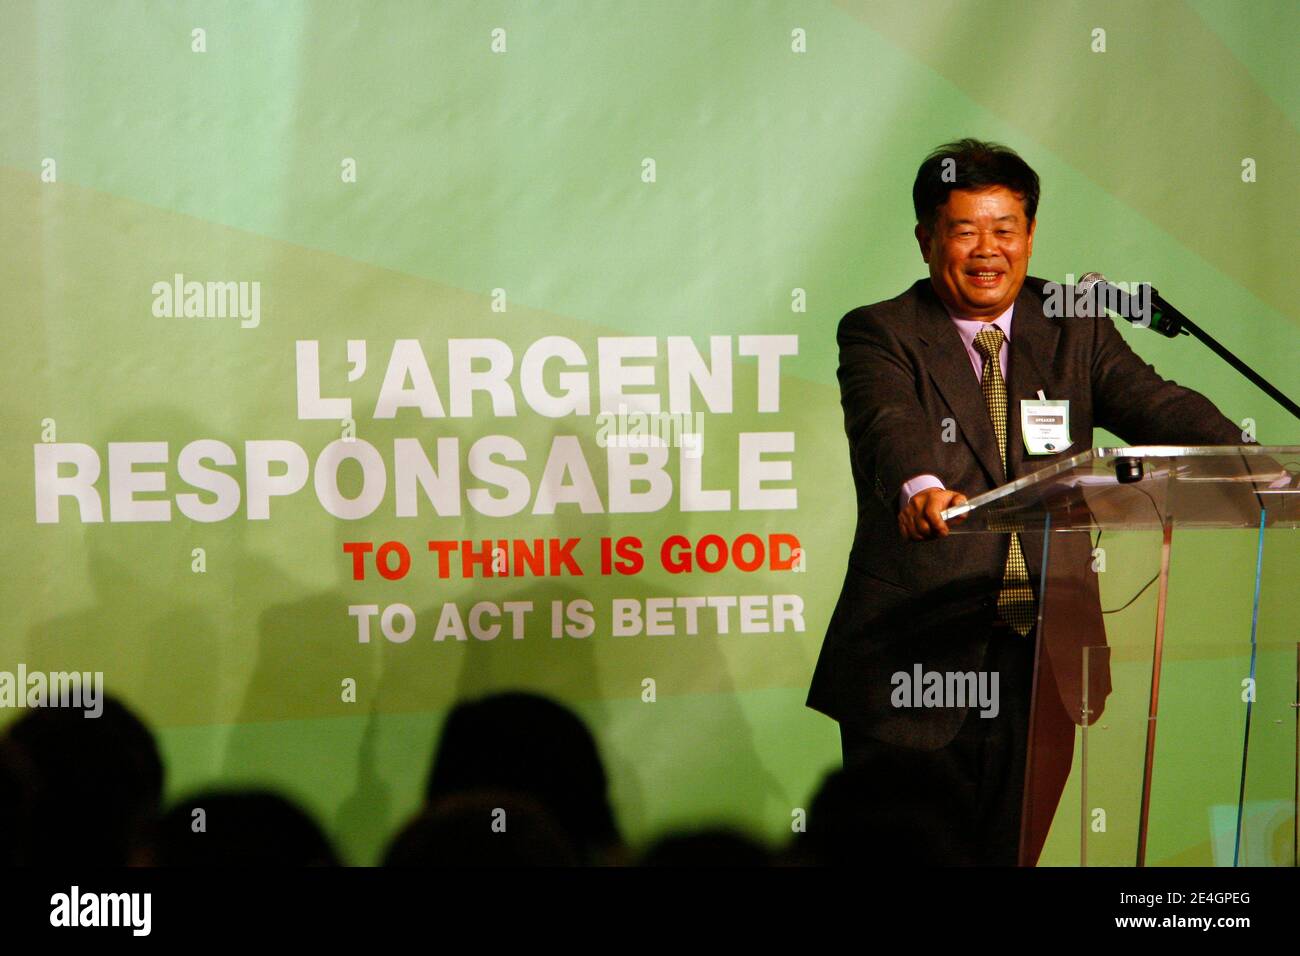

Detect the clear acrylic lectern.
[{"left": 943, "top": 446, "right": 1299, "bottom": 866}]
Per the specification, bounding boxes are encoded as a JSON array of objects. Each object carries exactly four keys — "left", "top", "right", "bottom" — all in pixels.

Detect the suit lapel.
[
  {"left": 1006, "top": 283, "right": 1060, "bottom": 481},
  {"left": 913, "top": 282, "right": 1006, "bottom": 486}
]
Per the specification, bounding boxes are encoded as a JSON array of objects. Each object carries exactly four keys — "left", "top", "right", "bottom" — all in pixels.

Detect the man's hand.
[{"left": 898, "top": 488, "right": 968, "bottom": 541}]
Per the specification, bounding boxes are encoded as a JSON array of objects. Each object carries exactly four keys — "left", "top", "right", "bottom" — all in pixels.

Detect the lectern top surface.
[{"left": 941, "top": 445, "right": 1300, "bottom": 532}]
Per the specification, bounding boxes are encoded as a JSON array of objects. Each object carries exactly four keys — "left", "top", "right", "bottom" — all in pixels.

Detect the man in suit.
[{"left": 806, "top": 139, "right": 1244, "bottom": 865}]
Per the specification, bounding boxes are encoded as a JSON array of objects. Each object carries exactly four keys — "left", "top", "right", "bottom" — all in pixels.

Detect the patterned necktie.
[{"left": 973, "top": 326, "right": 1036, "bottom": 635}]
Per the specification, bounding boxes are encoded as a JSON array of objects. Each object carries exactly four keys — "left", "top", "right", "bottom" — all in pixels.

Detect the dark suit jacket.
[{"left": 806, "top": 276, "right": 1244, "bottom": 749}]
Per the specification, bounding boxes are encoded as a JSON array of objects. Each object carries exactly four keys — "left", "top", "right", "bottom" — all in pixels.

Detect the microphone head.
[{"left": 1076, "top": 272, "right": 1107, "bottom": 293}]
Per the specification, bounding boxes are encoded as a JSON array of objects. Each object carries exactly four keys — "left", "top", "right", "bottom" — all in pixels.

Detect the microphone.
[
  {"left": 1075, "top": 272, "right": 1187, "bottom": 338},
  {"left": 1071, "top": 272, "right": 1300, "bottom": 420}
]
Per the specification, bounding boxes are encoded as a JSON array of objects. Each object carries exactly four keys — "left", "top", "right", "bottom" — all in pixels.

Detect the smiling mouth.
[{"left": 966, "top": 270, "right": 1004, "bottom": 286}]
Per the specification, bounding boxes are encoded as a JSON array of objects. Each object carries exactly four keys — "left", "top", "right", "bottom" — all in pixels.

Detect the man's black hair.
[{"left": 912, "top": 138, "right": 1040, "bottom": 231}]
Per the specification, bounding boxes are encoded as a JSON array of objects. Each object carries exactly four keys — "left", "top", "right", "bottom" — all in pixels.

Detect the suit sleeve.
[
  {"left": 838, "top": 308, "right": 944, "bottom": 512},
  {"left": 1090, "top": 313, "right": 1245, "bottom": 445}
]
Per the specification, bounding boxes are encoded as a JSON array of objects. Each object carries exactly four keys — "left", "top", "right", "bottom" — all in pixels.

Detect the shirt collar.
[{"left": 945, "top": 303, "right": 1014, "bottom": 351}]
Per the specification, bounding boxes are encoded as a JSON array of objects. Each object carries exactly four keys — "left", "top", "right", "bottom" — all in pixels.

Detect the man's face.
[{"left": 915, "top": 186, "right": 1035, "bottom": 319}]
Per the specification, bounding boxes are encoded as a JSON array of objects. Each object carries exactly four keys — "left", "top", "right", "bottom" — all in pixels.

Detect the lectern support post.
[{"left": 1136, "top": 517, "right": 1174, "bottom": 867}]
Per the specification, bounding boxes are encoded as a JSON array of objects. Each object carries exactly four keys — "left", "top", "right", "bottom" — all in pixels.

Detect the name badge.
[{"left": 1021, "top": 397, "right": 1071, "bottom": 455}]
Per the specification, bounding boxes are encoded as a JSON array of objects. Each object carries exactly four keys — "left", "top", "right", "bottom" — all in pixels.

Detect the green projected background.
[{"left": 2, "top": 0, "right": 1296, "bottom": 865}]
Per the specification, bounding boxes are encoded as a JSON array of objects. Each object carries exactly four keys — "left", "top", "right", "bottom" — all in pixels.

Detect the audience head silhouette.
[
  {"left": 384, "top": 789, "right": 579, "bottom": 866},
  {"left": 425, "top": 692, "right": 619, "bottom": 862},
  {"left": 145, "top": 789, "right": 339, "bottom": 866},
  {"left": 2, "top": 695, "right": 163, "bottom": 866}
]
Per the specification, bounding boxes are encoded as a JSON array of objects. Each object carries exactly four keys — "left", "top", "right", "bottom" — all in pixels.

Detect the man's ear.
[
  {"left": 914, "top": 222, "right": 931, "bottom": 264},
  {"left": 1025, "top": 218, "right": 1036, "bottom": 258}
]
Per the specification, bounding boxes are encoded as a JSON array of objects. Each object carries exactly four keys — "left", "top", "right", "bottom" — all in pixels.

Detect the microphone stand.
[{"left": 1144, "top": 292, "right": 1300, "bottom": 422}]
